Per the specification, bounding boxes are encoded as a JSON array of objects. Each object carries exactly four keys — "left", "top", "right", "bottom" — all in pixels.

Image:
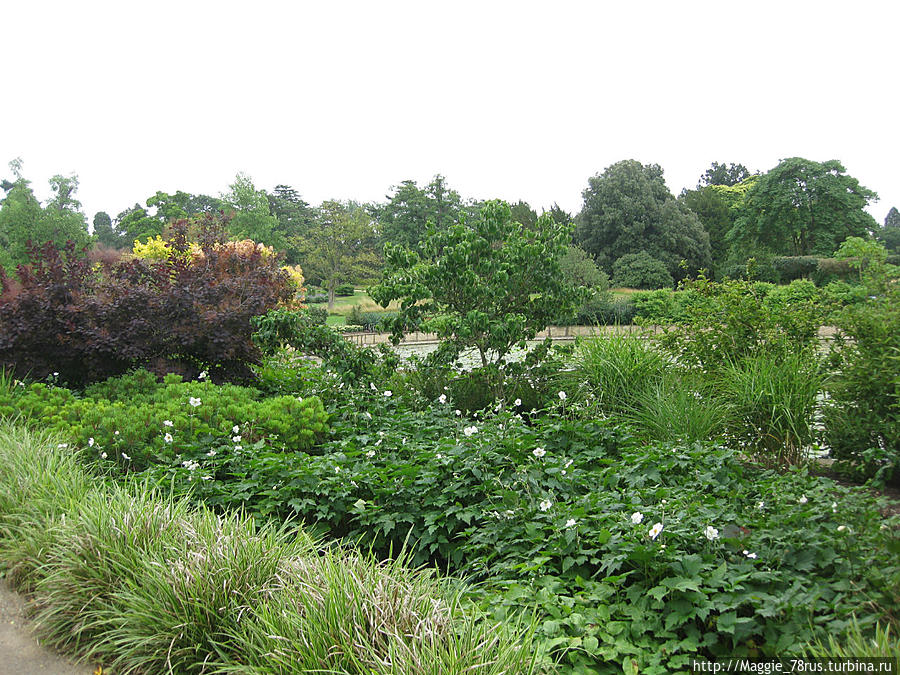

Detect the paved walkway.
[{"left": 0, "top": 578, "right": 95, "bottom": 674}]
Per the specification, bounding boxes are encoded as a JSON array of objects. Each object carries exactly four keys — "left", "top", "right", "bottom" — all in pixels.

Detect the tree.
[
  {"left": 370, "top": 200, "right": 583, "bottom": 371},
  {"left": 91, "top": 211, "right": 129, "bottom": 249},
  {"left": 0, "top": 163, "right": 89, "bottom": 272},
  {"left": 302, "top": 200, "right": 380, "bottom": 309},
  {"left": 576, "top": 160, "right": 711, "bottom": 279},
  {"left": 377, "top": 174, "right": 464, "bottom": 249},
  {"left": 509, "top": 201, "right": 538, "bottom": 229},
  {"left": 222, "top": 173, "right": 287, "bottom": 253},
  {"left": 679, "top": 177, "right": 757, "bottom": 275},
  {"left": 611, "top": 251, "right": 674, "bottom": 289},
  {"left": 268, "top": 185, "right": 315, "bottom": 263},
  {"left": 558, "top": 245, "right": 608, "bottom": 292},
  {"left": 731, "top": 158, "right": 877, "bottom": 258},
  {"left": 545, "top": 203, "right": 573, "bottom": 227},
  {"left": 877, "top": 206, "right": 900, "bottom": 253},
  {"left": 698, "top": 162, "right": 751, "bottom": 188}
]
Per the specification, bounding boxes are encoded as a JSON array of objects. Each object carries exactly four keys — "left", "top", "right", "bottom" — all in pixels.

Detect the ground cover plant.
[{"left": 0, "top": 422, "right": 543, "bottom": 674}]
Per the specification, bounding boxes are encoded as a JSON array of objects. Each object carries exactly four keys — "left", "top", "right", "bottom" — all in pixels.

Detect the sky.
[{"left": 2, "top": 0, "right": 897, "bottom": 227}]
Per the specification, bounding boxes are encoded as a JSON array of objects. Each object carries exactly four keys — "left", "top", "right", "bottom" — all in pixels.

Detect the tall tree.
[
  {"left": 698, "top": 162, "right": 751, "bottom": 188},
  {"left": 878, "top": 206, "right": 900, "bottom": 253},
  {"left": 730, "top": 158, "right": 877, "bottom": 258},
  {"left": 377, "top": 174, "right": 464, "bottom": 249},
  {"left": 679, "top": 177, "right": 757, "bottom": 275},
  {"left": 509, "top": 200, "right": 538, "bottom": 229},
  {"left": 268, "top": 185, "right": 315, "bottom": 263},
  {"left": 576, "top": 160, "right": 711, "bottom": 279},
  {"left": 91, "top": 211, "right": 128, "bottom": 249},
  {"left": 302, "top": 200, "right": 380, "bottom": 309},
  {"left": 222, "top": 173, "right": 286, "bottom": 253}
]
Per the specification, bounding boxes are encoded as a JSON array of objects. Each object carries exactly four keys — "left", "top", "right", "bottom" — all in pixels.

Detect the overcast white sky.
[{"left": 2, "top": 1, "right": 897, "bottom": 226}]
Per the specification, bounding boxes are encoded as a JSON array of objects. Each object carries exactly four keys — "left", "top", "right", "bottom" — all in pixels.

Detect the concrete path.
[{"left": 0, "top": 578, "right": 96, "bottom": 675}]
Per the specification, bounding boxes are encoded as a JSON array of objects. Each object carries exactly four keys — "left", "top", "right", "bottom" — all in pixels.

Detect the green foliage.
[
  {"left": 372, "top": 200, "right": 583, "bottom": 372},
  {"left": 346, "top": 305, "right": 398, "bottom": 331},
  {"left": 0, "top": 371, "right": 328, "bottom": 468},
  {"left": 878, "top": 206, "right": 900, "bottom": 253},
  {"left": 573, "top": 296, "right": 636, "bottom": 326},
  {"left": 576, "top": 160, "right": 712, "bottom": 280},
  {"left": 558, "top": 244, "right": 609, "bottom": 292},
  {"left": 0, "top": 424, "right": 539, "bottom": 675},
  {"left": 698, "top": 161, "right": 752, "bottom": 187},
  {"left": 377, "top": 174, "right": 465, "bottom": 250},
  {"left": 823, "top": 260, "right": 900, "bottom": 482},
  {"left": 611, "top": 251, "right": 674, "bottom": 289},
  {"left": 803, "top": 616, "right": 900, "bottom": 660},
  {"left": 731, "top": 158, "right": 878, "bottom": 258}
]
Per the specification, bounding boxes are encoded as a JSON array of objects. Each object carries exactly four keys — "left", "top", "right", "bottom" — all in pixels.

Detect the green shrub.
[
  {"left": 335, "top": 283, "right": 355, "bottom": 296},
  {"left": 611, "top": 251, "right": 674, "bottom": 290},
  {"left": 0, "top": 371, "right": 329, "bottom": 468},
  {"left": 573, "top": 296, "right": 636, "bottom": 325},
  {"left": 824, "top": 276, "right": 900, "bottom": 483},
  {"left": 347, "top": 305, "right": 399, "bottom": 331}
]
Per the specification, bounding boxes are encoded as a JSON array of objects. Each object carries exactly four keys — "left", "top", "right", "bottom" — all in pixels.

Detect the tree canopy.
[
  {"left": 576, "top": 160, "right": 711, "bottom": 281},
  {"left": 698, "top": 162, "right": 752, "bottom": 188},
  {"left": 377, "top": 174, "right": 465, "bottom": 249},
  {"left": 730, "top": 158, "right": 877, "bottom": 258}
]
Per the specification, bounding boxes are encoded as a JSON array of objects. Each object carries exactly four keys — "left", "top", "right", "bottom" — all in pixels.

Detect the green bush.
[
  {"left": 611, "top": 251, "right": 674, "bottom": 290},
  {"left": 0, "top": 371, "right": 329, "bottom": 468},
  {"left": 573, "top": 296, "right": 636, "bottom": 325},
  {"left": 347, "top": 305, "right": 399, "bottom": 331},
  {"left": 335, "top": 283, "right": 355, "bottom": 296}
]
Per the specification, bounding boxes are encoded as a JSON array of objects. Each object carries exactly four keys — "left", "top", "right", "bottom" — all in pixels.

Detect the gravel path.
[{"left": 0, "top": 578, "right": 96, "bottom": 675}]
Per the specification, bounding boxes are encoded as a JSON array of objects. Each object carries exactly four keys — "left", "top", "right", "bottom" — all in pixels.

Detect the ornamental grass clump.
[{"left": 0, "top": 422, "right": 543, "bottom": 675}]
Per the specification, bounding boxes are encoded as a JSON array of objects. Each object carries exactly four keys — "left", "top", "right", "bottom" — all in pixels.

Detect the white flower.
[
  {"left": 558, "top": 390, "right": 567, "bottom": 401},
  {"left": 100, "top": 452, "right": 107, "bottom": 459},
  {"left": 57, "top": 443, "right": 68, "bottom": 449},
  {"left": 88, "top": 437, "right": 95, "bottom": 447},
  {"left": 631, "top": 512, "right": 644, "bottom": 524},
  {"left": 438, "top": 394, "right": 447, "bottom": 404},
  {"left": 743, "top": 550, "right": 758, "bottom": 559},
  {"left": 366, "top": 450, "right": 376, "bottom": 458},
  {"left": 661, "top": 499, "right": 668, "bottom": 505},
  {"left": 164, "top": 420, "right": 174, "bottom": 427},
  {"left": 189, "top": 397, "right": 201, "bottom": 407},
  {"left": 370, "top": 382, "right": 377, "bottom": 391},
  {"left": 364, "top": 411, "right": 372, "bottom": 419},
  {"left": 121, "top": 452, "right": 131, "bottom": 460},
  {"left": 832, "top": 502, "right": 837, "bottom": 513},
  {"left": 454, "top": 409, "right": 461, "bottom": 416},
  {"left": 232, "top": 435, "right": 241, "bottom": 443},
  {"left": 114, "top": 430, "right": 119, "bottom": 436},
  {"left": 539, "top": 499, "right": 552, "bottom": 512},
  {"left": 354, "top": 499, "right": 367, "bottom": 509},
  {"left": 334, "top": 466, "right": 341, "bottom": 473},
  {"left": 198, "top": 370, "right": 208, "bottom": 380},
  {"left": 514, "top": 398, "right": 522, "bottom": 407},
  {"left": 564, "top": 459, "right": 573, "bottom": 469},
  {"left": 648, "top": 522, "right": 663, "bottom": 540},
  {"left": 532, "top": 447, "right": 546, "bottom": 458},
  {"left": 232, "top": 425, "right": 240, "bottom": 434},
  {"left": 436, "top": 453, "right": 443, "bottom": 459},
  {"left": 52, "top": 372, "right": 59, "bottom": 377},
  {"left": 234, "top": 445, "right": 243, "bottom": 451},
  {"left": 206, "top": 450, "right": 217, "bottom": 457},
  {"left": 182, "top": 459, "right": 199, "bottom": 471},
  {"left": 164, "top": 433, "right": 173, "bottom": 443},
  {"left": 757, "top": 501, "right": 764, "bottom": 509},
  {"left": 383, "top": 390, "right": 392, "bottom": 397},
  {"left": 799, "top": 495, "right": 808, "bottom": 504},
  {"left": 463, "top": 426, "right": 478, "bottom": 437},
  {"left": 565, "top": 518, "right": 577, "bottom": 528},
  {"left": 837, "top": 525, "right": 850, "bottom": 533},
  {"left": 705, "top": 525, "right": 719, "bottom": 541}
]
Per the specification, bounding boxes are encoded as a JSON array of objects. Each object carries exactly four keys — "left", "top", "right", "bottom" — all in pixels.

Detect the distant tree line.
[{"left": 1, "top": 155, "right": 894, "bottom": 297}]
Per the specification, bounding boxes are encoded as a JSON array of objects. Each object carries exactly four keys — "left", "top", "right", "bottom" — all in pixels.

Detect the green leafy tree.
[
  {"left": 576, "top": 160, "right": 711, "bottom": 279},
  {"left": 680, "top": 177, "right": 757, "bottom": 275},
  {"left": 877, "top": 206, "right": 900, "bottom": 253},
  {"left": 698, "top": 161, "right": 751, "bottom": 187},
  {"left": 377, "top": 174, "right": 464, "bottom": 249},
  {"left": 223, "top": 173, "right": 287, "bottom": 253},
  {"left": 91, "top": 211, "right": 128, "bottom": 249},
  {"left": 371, "top": 200, "right": 583, "bottom": 371},
  {"left": 545, "top": 203, "right": 573, "bottom": 227},
  {"left": 559, "top": 245, "right": 608, "bottom": 292},
  {"left": 0, "top": 163, "right": 89, "bottom": 272},
  {"left": 267, "top": 185, "right": 315, "bottom": 263},
  {"left": 508, "top": 200, "right": 538, "bottom": 229},
  {"left": 302, "top": 200, "right": 380, "bottom": 309},
  {"left": 115, "top": 204, "right": 162, "bottom": 245},
  {"left": 731, "top": 158, "right": 877, "bottom": 258}
]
